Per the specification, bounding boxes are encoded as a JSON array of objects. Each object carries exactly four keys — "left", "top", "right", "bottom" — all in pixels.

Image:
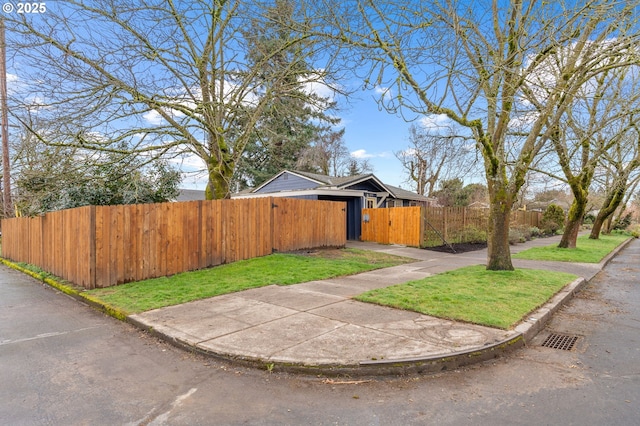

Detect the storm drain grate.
[{"left": 541, "top": 333, "right": 579, "bottom": 351}]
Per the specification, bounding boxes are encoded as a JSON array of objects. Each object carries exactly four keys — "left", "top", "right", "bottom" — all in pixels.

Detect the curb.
[
  {"left": 0, "top": 258, "right": 131, "bottom": 322},
  {"left": 125, "top": 238, "right": 633, "bottom": 376},
  {"left": 128, "top": 313, "right": 526, "bottom": 377},
  {"left": 2, "top": 236, "right": 635, "bottom": 377},
  {"left": 514, "top": 236, "right": 635, "bottom": 344},
  {"left": 514, "top": 277, "right": 587, "bottom": 343}
]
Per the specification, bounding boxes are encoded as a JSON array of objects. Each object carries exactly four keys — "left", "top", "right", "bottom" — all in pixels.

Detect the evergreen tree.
[{"left": 233, "top": 0, "right": 337, "bottom": 189}]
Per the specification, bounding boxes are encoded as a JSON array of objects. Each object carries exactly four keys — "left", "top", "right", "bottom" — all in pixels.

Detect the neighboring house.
[
  {"left": 175, "top": 189, "right": 206, "bottom": 202},
  {"left": 232, "top": 170, "right": 435, "bottom": 240},
  {"left": 524, "top": 199, "right": 571, "bottom": 212},
  {"left": 468, "top": 201, "right": 490, "bottom": 209}
]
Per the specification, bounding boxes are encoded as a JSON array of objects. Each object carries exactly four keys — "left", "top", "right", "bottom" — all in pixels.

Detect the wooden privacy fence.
[
  {"left": 1, "top": 197, "right": 346, "bottom": 289},
  {"left": 362, "top": 206, "right": 541, "bottom": 248},
  {"left": 423, "top": 206, "right": 490, "bottom": 246}
]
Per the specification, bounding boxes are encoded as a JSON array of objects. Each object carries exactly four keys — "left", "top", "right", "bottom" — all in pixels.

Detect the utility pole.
[{"left": 0, "top": 18, "right": 11, "bottom": 218}]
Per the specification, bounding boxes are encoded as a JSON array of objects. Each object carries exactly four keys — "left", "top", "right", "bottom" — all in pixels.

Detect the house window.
[
  {"left": 366, "top": 197, "right": 376, "bottom": 208},
  {"left": 387, "top": 199, "right": 401, "bottom": 207}
]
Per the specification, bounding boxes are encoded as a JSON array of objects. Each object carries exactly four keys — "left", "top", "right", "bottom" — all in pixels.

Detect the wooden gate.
[{"left": 361, "top": 207, "right": 422, "bottom": 247}]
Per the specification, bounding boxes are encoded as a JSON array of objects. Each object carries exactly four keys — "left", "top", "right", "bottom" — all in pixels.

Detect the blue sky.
[
  {"left": 177, "top": 91, "right": 425, "bottom": 191},
  {"left": 177, "top": 90, "right": 485, "bottom": 192},
  {"left": 176, "top": 88, "right": 421, "bottom": 191},
  {"left": 6, "top": 1, "right": 489, "bottom": 194},
  {"left": 340, "top": 92, "right": 413, "bottom": 188}
]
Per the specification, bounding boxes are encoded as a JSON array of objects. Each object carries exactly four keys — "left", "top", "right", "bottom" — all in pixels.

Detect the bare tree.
[
  {"left": 396, "top": 123, "right": 476, "bottom": 197},
  {"left": 589, "top": 124, "right": 640, "bottom": 238},
  {"left": 531, "top": 59, "right": 640, "bottom": 248},
  {"left": 297, "top": 127, "right": 372, "bottom": 176},
  {"left": 316, "top": 0, "right": 640, "bottom": 269},
  {"left": 6, "top": 0, "right": 337, "bottom": 200}
]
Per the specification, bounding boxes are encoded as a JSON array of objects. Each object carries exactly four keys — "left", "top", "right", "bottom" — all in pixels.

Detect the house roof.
[
  {"left": 176, "top": 189, "right": 206, "bottom": 202},
  {"left": 384, "top": 184, "right": 433, "bottom": 202},
  {"left": 251, "top": 169, "right": 433, "bottom": 203},
  {"left": 253, "top": 170, "right": 382, "bottom": 192},
  {"left": 292, "top": 170, "right": 379, "bottom": 188}
]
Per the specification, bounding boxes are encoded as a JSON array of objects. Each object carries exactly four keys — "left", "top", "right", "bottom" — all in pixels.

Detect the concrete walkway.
[{"left": 129, "top": 235, "right": 618, "bottom": 376}]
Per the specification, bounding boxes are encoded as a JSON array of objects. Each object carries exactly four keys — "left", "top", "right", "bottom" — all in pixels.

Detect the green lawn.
[
  {"left": 86, "top": 248, "right": 414, "bottom": 314},
  {"left": 355, "top": 266, "right": 578, "bottom": 329},
  {"left": 513, "top": 233, "right": 630, "bottom": 263}
]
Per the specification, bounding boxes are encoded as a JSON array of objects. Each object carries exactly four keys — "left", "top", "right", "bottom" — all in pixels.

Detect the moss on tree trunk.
[
  {"left": 204, "top": 152, "right": 234, "bottom": 200},
  {"left": 486, "top": 197, "right": 514, "bottom": 271},
  {"left": 558, "top": 198, "right": 585, "bottom": 248}
]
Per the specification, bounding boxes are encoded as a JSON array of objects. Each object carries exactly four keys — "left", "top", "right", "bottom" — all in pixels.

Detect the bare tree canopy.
[
  {"left": 315, "top": 0, "right": 640, "bottom": 270},
  {"left": 296, "top": 127, "right": 373, "bottom": 176},
  {"left": 6, "top": 0, "right": 339, "bottom": 199},
  {"left": 589, "top": 123, "right": 640, "bottom": 239},
  {"left": 396, "top": 123, "right": 477, "bottom": 197}
]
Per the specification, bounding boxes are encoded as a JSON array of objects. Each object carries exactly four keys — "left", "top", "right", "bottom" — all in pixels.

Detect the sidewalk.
[{"left": 128, "top": 235, "right": 620, "bottom": 376}]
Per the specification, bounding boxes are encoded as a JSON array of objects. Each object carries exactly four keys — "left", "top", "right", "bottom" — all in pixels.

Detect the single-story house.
[{"left": 232, "top": 170, "right": 435, "bottom": 240}]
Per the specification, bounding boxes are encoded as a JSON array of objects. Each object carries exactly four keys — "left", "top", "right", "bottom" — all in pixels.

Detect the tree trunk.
[
  {"left": 560, "top": 217, "right": 581, "bottom": 248},
  {"left": 486, "top": 198, "right": 514, "bottom": 271},
  {"left": 605, "top": 216, "right": 614, "bottom": 234},
  {"left": 590, "top": 215, "right": 605, "bottom": 239},
  {"left": 205, "top": 157, "right": 234, "bottom": 200},
  {"left": 558, "top": 198, "right": 586, "bottom": 248},
  {"left": 204, "top": 133, "right": 235, "bottom": 200},
  {"left": 589, "top": 184, "right": 625, "bottom": 240}
]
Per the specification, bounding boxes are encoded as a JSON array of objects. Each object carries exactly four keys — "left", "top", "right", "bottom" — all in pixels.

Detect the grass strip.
[
  {"left": 513, "top": 233, "right": 629, "bottom": 263},
  {"left": 355, "top": 265, "right": 577, "bottom": 329},
  {"left": 86, "top": 248, "right": 414, "bottom": 314}
]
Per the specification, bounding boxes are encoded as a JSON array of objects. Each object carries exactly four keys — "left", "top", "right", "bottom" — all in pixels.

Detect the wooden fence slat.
[
  {"left": 362, "top": 206, "right": 541, "bottom": 248},
  {"left": 1, "top": 198, "right": 347, "bottom": 288}
]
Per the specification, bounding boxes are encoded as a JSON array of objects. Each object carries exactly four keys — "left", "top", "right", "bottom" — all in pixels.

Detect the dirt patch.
[{"left": 425, "top": 242, "right": 488, "bottom": 254}]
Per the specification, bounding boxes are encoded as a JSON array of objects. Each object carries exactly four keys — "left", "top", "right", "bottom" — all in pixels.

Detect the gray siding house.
[{"left": 232, "top": 170, "right": 434, "bottom": 240}]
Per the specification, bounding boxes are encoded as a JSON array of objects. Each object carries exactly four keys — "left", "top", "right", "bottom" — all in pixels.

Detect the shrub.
[
  {"left": 508, "top": 228, "right": 526, "bottom": 245},
  {"left": 529, "top": 226, "right": 542, "bottom": 238},
  {"left": 540, "top": 204, "right": 565, "bottom": 235},
  {"left": 458, "top": 226, "right": 487, "bottom": 244},
  {"left": 629, "top": 224, "right": 640, "bottom": 238},
  {"left": 612, "top": 213, "right": 632, "bottom": 230},
  {"left": 510, "top": 225, "right": 532, "bottom": 241},
  {"left": 583, "top": 214, "right": 595, "bottom": 225}
]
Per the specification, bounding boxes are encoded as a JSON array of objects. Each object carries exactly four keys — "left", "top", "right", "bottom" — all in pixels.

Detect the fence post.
[
  {"left": 443, "top": 207, "right": 448, "bottom": 241},
  {"left": 462, "top": 207, "right": 466, "bottom": 229},
  {"left": 419, "top": 205, "right": 425, "bottom": 248},
  {"left": 88, "top": 205, "right": 96, "bottom": 289},
  {"left": 270, "top": 196, "right": 275, "bottom": 253},
  {"left": 40, "top": 214, "right": 45, "bottom": 273}
]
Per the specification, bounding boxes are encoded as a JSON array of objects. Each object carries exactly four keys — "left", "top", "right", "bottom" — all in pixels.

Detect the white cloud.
[
  {"left": 303, "top": 78, "right": 336, "bottom": 101},
  {"left": 351, "top": 149, "right": 373, "bottom": 159},
  {"left": 419, "top": 114, "right": 451, "bottom": 130},
  {"left": 351, "top": 149, "right": 392, "bottom": 159},
  {"left": 169, "top": 153, "right": 206, "bottom": 172},
  {"left": 374, "top": 85, "right": 393, "bottom": 100},
  {"left": 143, "top": 110, "right": 163, "bottom": 125}
]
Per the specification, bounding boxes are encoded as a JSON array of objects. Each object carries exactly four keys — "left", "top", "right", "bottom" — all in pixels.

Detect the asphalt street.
[{"left": 1, "top": 239, "right": 639, "bottom": 425}]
